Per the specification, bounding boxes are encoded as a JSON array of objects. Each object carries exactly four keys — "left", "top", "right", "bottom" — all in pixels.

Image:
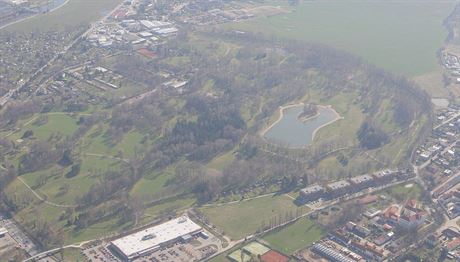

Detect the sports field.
[
  {"left": 225, "top": 0, "right": 456, "bottom": 76},
  {"left": 200, "top": 195, "right": 309, "bottom": 240},
  {"left": 262, "top": 217, "right": 324, "bottom": 255}
]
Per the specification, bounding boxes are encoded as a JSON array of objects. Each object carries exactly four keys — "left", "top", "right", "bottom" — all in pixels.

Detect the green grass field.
[
  {"left": 3, "top": 0, "right": 122, "bottom": 33},
  {"left": 130, "top": 170, "right": 175, "bottom": 198},
  {"left": 224, "top": 0, "right": 455, "bottom": 76},
  {"left": 19, "top": 155, "right": 122, "bottom": 205},
  {"left": 82, "top": 125, "right": 144, "bottom": 157},
  {"left": 200, "top": 195, "right": 308, "bottom": 240},
  {"left": 384, "top": 183, "right": 423, "bottom": 201},
  {"left": 262, "top": 217, "right": 324, "bottom": 255},
  {"left": 9, "top": 113, "right": 79, "bottom": 141},
  {"left": 207, "top": 150, "right": 236, "bottom": 172},
  {"left": 29, "top": 114, "right": 78, "bottom": 140}
]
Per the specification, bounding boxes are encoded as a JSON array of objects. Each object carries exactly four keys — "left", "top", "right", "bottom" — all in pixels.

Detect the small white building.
[{"left": 0, "top": 227, "right": 7, "bottom": 238}]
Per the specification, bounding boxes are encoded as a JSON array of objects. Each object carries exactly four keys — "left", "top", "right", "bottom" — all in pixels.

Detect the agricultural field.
[
  {"left": 199, "top": 195, "right": 309, "bottom": 240},
  {"left": 225, "top": 0, "right": 455, "bottom": 77},
  {"left": 3, "top": 0, "right": 123, "bottom": 33}
]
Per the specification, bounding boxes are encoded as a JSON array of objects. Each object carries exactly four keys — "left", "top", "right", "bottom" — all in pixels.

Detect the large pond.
[{"left": 263, "top": 105, "right": 340, "bottom": 148}]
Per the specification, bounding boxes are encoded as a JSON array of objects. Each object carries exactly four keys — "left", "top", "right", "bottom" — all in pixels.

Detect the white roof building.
[
  {"left": 0, "top": 227, "right": 7, "bottom": 236},
  {"left": 138, "top": 31, "right": 153, "bottom": 38},
  {"left": 155, "top": 27, "right": 179, "bottom": 35},
  {"left": 140, "top": 20, "right": 172, "bottom": 30},
  {"left": 110, "top": 216, "right": 202, "bottom": 260}
]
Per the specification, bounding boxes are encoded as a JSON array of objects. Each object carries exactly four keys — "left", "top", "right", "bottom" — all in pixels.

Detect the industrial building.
[
  {"left": 312, "top": 243, "right": 356, "bottom": 262},
  {"left": 326, "top": 180, "right": 352, "bottom": 198},
  {"left": 350, "top": 174, "right": 375, "bottom": 191},
  {"left": 110, "top": 216, "right": 203, "bottom": 261}
]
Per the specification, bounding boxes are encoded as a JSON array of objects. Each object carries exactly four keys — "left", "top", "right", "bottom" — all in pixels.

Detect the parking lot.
[
  {"left": 134, "top": 233, "right": 219, "bottom": 262},
  {"left": 0, "top": 232, "right": 16, "bottom": 256},
  {"left": 0, "top": 214, "right": 38, "bottom": 256},
  {"left": 83, "top": 244, "right": 121, "bottom": 262},
  {"left": 83, "top": 229, "right": 220, "bottom": 262}
]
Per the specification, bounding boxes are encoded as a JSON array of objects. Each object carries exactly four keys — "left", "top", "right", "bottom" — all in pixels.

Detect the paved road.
[
  {"left": 23, "top": 241, "right": 92, "bottom": 262},
  {"left": 434, "top": 112, "right": 460, "bottom": 130}
]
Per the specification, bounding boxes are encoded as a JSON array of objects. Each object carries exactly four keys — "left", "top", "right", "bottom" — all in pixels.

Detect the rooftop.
[
  {"left": 300, "top": 184, "right": 324, "bottom": 195},
  {"left": 350, "top": 174, "right": 374, "bottom": 184},
  {"left": 327, "top": 180, "right": 351, "bottom": 190},
  {"left": 111, "top": 216, "right": 202, "bottom": 258}
]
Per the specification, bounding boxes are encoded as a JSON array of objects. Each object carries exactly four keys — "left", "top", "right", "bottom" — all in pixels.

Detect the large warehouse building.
[{"left": 110, "top": 216, "right": 203, "bottom": 261}]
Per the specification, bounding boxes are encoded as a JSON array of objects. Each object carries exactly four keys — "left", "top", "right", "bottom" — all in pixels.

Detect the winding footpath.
[{"left": 16, "top": 177, "right": 77, "bottom": 208}]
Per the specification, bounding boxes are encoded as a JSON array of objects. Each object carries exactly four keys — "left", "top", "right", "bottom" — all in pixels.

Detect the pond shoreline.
[{"left": 261, "top": 103, "right": 343, "bottom": 148}]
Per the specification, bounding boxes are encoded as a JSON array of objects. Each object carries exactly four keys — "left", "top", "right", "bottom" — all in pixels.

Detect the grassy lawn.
[
  {"left": 141, "top": 196, "right": 196, "bottom": 222},
  {"left": 224, "top": 0, "right": 455, "bottom": 76},
  {"left": 130, "top": 170, "right": 176, "bottom": 198},
  {"left": 62, "top": 247, "right": 86, "bottom": 262},
  {"left": 19, "top": 155, "right": 122, "bottom": 205},
  {"left": 64, "top": 216, "right": 130, "bottom": 244},
  {"left": 262, "top": 217, "right": 324, "bottom": 255},
  {"left": 200, "top": 195, "right": 308, "bottom": 240},
  {"left": 30, "top": 114, "right": 78, "bottom": 139},
  {"left": 10, "top": 113, "right": 78, "bottom": 141},
  {"left": 117, "top": 131, "right": 144, "bottom": 156},
  {"left": 384, "top": 183, "right": 423, "bottom": 201},
  {"left": 3, "top": 0, "right": 122, "bottom": 33},
  {"left": 313, "top": 102, "right": 363, "bottom": 146},
  {"left": 83, "top": 125, "right": 144, "bottom": 157},
  {"left": 207, "top": 150, "right": 236, "bottom": 172}
]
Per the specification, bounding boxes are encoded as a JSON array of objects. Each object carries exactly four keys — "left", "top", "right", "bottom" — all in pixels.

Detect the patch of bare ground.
[
  {"left": 413, "top": 70, "right": 450, "bottom": 98},
  {"left": 445, "top": 44, "right": 460, "bottom": 56}
]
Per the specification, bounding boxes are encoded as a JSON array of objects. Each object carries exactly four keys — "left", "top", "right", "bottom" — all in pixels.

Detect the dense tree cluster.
[{"left": 357, "top": 122, "right": 390, "bottom": 150}]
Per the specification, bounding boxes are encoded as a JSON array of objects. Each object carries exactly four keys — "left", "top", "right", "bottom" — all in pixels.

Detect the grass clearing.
[
  {"left": 142, "top": 196, "right": 196, "bottom": 222},
  {"left": 62, "top": 247, "right": 86, "bottom": 262},
  {"left": 384, "top": 183, "right": 423, "bottom": 201},
  {"left": 130, "top": 170, "right": 175, "bottom": 198},
  {"left": 19, "top": 155, "right": 122, "bottom": 205},
  {"left": 207, "top": 150, "right": 236, "bottom": 172},
  {"left": 262, "top": 217, "right": 324, "bottom": 255},
  {"left": 29, "top": 114, "right": 78, "bottom": 140},
  {"left": 200, "top": 195, "right": 308, "bottom": 240},
  {"left": 9, "top": 113, "right": 78, "bottom": 141}
]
